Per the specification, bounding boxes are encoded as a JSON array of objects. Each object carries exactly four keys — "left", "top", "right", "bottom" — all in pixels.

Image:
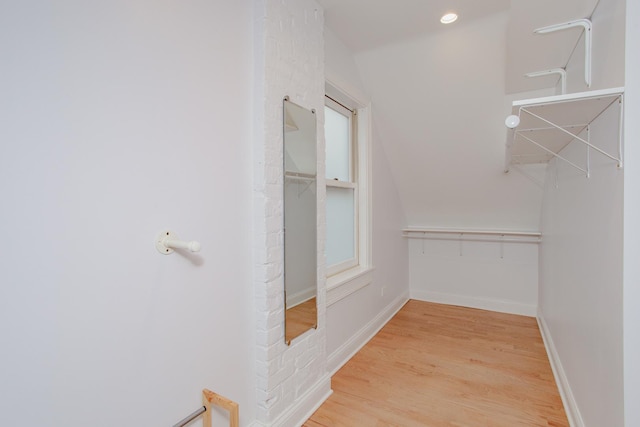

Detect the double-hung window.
[
  {"left": 325, "top": 97, "right": 358, "bottom": 276},
  {"left": 324, "top": 89, "right": 372, "bottom": 304}
]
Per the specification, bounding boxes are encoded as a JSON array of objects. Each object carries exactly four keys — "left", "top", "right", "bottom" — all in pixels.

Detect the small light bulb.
[
  {"left": 440, "top": 13, "right": 458, "bottom": 24},
  {"left": 505, "top": 115, "right": 520, "bottom": 129}
]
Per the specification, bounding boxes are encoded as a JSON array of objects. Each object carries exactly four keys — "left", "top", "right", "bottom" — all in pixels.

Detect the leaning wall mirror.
[{"left": 283, "top": 97, "right": 318, "bottom": 345}]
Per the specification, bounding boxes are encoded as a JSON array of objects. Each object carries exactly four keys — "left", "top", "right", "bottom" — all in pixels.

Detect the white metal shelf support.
[
  {"left": 516, "top": 130, "right": 587, "bottom": 175},
  {"left": 525, "top": 68, "right": 567, "bottom": 94},
  {"left": 518, "top": 105, "right": 621, "bottom": 176},
  {"left": 534, "top": 19, "right": 592, "bottom": 88}
]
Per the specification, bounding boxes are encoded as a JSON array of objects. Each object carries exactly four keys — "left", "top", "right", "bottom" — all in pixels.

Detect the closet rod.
[
  {"left": 325, "top": 95, "right": 354, "bottom": 113},
  {"left": 402, "top": 228, "right": 541, "bottom": 237},
  {"left": 404, "top": 235, "right": 540, "bottom": 244},
  {"left": 173, "top": 406, "right": 206, "bottom": 427}
]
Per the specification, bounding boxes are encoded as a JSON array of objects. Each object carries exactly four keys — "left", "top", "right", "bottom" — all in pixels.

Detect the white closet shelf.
[{"left": 505, "top": 87, "right": 624, "bottom": 175}]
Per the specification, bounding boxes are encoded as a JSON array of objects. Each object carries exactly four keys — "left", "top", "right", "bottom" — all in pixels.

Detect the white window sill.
[{"left": 327, "top": 266, "right": 374, "bottom": 306}]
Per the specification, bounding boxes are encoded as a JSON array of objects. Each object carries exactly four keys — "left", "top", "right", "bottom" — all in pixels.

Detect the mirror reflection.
[{"left": 283, "top": 97, "right": 318, "bottom": 345}]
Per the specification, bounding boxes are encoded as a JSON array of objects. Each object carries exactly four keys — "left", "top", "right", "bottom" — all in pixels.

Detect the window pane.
[
  {"left": 326, "top": 186, "right": 355, "bottom": 267},
  {"left": 325, "top": 106, "right": 351, "bottom": 182}
]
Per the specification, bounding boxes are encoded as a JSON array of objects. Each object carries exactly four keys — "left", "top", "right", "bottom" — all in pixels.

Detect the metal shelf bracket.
[{"left": 534, "top": 19, "right": 592, "bottom": 88}]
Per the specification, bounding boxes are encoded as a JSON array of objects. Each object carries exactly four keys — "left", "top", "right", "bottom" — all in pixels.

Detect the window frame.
[{"left": 324, "top": 82, "right": 373, "bottom": 306}]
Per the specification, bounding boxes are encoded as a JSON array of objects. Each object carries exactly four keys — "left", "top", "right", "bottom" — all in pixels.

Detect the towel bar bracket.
[{"left": 156, "top": 230, "right": 201, "bottom": 255}]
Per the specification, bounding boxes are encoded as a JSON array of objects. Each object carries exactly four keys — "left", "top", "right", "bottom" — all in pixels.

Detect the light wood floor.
[
  {"left": 305, "top": 300, "right": 568, "bottom": 427},
  {"left": 286, "top": 297, "right": 317, "bottom": 344}
]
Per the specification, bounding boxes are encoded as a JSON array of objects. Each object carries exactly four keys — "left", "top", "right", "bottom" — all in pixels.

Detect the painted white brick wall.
[{"left": 253, "top": 0, "right": 327, "bottom": 424}]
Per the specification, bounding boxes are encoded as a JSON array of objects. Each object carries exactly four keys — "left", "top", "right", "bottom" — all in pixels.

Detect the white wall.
[
  {"left": 409, "top": 238, "right": 539, "bottom": 316},
  {"left": 323, "top": 28, "right": 410, "bottom": 372},
  {"left": 624, "top": 1, "right": 640, "bottom": 425},
  {"left": 349, "top": 12, "right": 551, "bottom": 317},
  {"left": 354, "top": 11, "right": 545, "bottom": 231},
  {"left": 538, "top": 105, "right": 624, "bottom": 426},
  {"left": 537, "top": 1, "right": 626, "bottom": 424},
  {"left": 0, "top": 1, "right": 256, "bottom": 426},
  {"left": 324, "top": 29, "right": 368, "bottom": 103}
]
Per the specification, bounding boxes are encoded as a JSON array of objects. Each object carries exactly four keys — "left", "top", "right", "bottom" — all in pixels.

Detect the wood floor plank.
[{"left": 305, "top": 300, "right": 568, "bottom": 427}]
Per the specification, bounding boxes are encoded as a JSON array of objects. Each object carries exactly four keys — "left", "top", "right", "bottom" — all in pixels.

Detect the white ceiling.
[
  {"left": 317, "top": 0, "right": 510, "bottom": 53},
  {"left": 318, "top": 0, "right": 600, "bottom": 94}
]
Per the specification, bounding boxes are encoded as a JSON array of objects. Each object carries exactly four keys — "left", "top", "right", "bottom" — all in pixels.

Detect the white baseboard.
[
  {"left": 327, "top": 291, "right": 410, "bottom": 376},
  {"left": 268, "top": 374, "right": 332, "bottom": 427},
  {"left": 410, "top": 289, "right": 537, "bottom": 317},
  {"left": 536, "top": 311, "right": 584, "bottom": 427}
]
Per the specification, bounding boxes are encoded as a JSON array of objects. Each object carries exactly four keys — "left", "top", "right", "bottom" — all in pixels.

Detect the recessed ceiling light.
[{"left": 440, "top": 13, "right": 458, "bottom": 24}]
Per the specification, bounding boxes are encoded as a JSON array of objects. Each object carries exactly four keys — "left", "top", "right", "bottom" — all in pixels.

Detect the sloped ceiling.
[
  {"left": 318, "top": 0, "right": 600, "bottom": 230},
  {"left": 318, "top": 0, "right": 510, "bottom": 53},
  {"left": 319, "top": 0, "right": 599, "bottom": 93}
]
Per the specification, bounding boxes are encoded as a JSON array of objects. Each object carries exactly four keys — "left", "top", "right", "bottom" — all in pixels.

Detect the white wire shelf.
[{"left": 505, "top": 87, "right": 624, "bottom": 176}]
